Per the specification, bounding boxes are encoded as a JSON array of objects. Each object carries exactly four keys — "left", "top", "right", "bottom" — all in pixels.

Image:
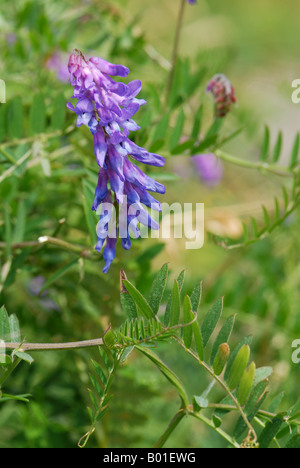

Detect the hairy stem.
[
  {"left": 2, "top": 338, "right": 104, "bottom": 352},
  {"left": 0, "top": 235, "right": 100, "bottom": 261},
  {"left": 174, "top": 337, "right": 257, "bottom": 442},
  {"left": 215, "top": 149, "right": 298, "bottom": 178}
]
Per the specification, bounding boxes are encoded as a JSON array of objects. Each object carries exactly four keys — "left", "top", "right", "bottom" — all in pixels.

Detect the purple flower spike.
[
  {"left": 192, "top": 153, "right": 223, "bottom": 187},
  {"left": 68, "top": 50, "right": 165, "bottom": 273}
]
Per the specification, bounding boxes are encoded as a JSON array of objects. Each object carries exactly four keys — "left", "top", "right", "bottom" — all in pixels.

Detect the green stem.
[
  {"left": 165, "top": 0, "right": 186, "bottom": 105},
  {"left": 0, "top": 150, "right": 32, "bottom": 184},
  {"left": 189, "top": 410, "right": 240, "bottom": 448},
  {"left": 2, "top": 338, "right": 104, "bottom": 352},
  {"left": 153, "top": 408, "right": 187, "bottom": 448},
  {"left": 174, "top": 337, "right": 257, "bottom": 442},
  {"left": 0, "top": 146, "right": 17, "bottom": 165},
  {"left": 215, "top": 149, "right": 297, "bottom": 178},
  {"left": 0, "top": 236, "right": 100, "bottom": 261},
  {"left": 0, "top": 126, "right": 75, "bottom": 149}
]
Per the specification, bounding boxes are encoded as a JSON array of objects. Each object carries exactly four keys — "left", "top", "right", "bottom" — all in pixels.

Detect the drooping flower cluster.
[
  {"left": 67, "top": 50, "right": 165, "bottom": 273},
  {"left": 206, "top": 74, "right": 237, "bottom": 118}
]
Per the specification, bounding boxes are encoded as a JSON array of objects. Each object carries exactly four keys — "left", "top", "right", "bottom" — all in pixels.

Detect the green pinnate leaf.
[
  {"left": 148, "top": 263, "right": 169, "bottom": 315},
  {"left": 190, "top": 281, "right": 202, "bottom": 315},
  {"left": 182, "top": 295, "right": 194, "bottom": 349},
  {"left": 201, "top": 297, "right": 223, "bottom": 348},
  {"left": 122, "top": 280, "right": 154, "bottom": 319},
  {"left": 169, "top": 280, "right": 181, "bottom": 327},
  {"left": 285, "top": 434, "right": 300, "bottom": 448},
  {"left": 120, "top": 270, "right": 138, "bottom": 320},
  {"left": 192, "top": 320, "right": 204, "bottom": 361},
  {"left": 258, "top": 415, "right": 284, "bottom": 448},
  {"left": 0, "top": 305, "right": 10, "bottom": 341}
]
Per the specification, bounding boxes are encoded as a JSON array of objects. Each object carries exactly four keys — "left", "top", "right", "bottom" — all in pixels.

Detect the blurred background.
[{"left": 0, "top": 0, "right": 300, "bottom": 448}]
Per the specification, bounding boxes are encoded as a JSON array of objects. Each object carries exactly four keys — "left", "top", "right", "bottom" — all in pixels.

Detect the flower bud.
[
  {"left": 213, "top": 343, "right": 230, "bottom": 376},
  {"left": 238, "top": 361, "right": 256, "bottom": 405},
  {"left": 227, "top": 344, "right": 250, "bottom": 390},
  {"left": 206, "top": 74, "right": 237, "bottom": 118}
]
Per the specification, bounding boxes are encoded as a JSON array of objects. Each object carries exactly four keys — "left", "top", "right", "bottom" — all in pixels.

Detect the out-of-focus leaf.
[
  {"left": 51, "top": 93, "right": 66, "bottom": 130},
  {"left": 260, "top": 125, "right": 270, "bottom": 161},
  {"left": 136, "top": 345, "right": 189, "bottom": 407},
  {"left": 273, "top": 131, "right": 282, "bottom": 163},
  {"left": 29, "top": 92, "right": 46, "bottom": 134},
  {"left": 8, "top": 96, "right": 23, "bottom": 139},
  {"left": 290, "top": 132, "right": 300, "bottom": 169},
  {"left": 170, "top": 109, "right": 185, "bottom": 150},
  {"left": 39, "top": 258, "right": 79, "bottom": 295}
]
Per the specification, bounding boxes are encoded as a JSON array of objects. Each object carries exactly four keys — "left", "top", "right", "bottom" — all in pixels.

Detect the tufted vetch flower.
[{"left": 67, "top": 50, "right": 165, "bottom": 273}]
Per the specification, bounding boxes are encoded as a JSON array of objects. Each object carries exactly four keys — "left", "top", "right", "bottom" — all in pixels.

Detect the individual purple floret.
[
  {"left": 46, "top": 52, "right": 70, "bottom": 83},
  {"left": 67, "top": 50, "right": 165, "bottom": 273},
  {"left": 192, "top": 153, "right": 223, "bottom": 187}
]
